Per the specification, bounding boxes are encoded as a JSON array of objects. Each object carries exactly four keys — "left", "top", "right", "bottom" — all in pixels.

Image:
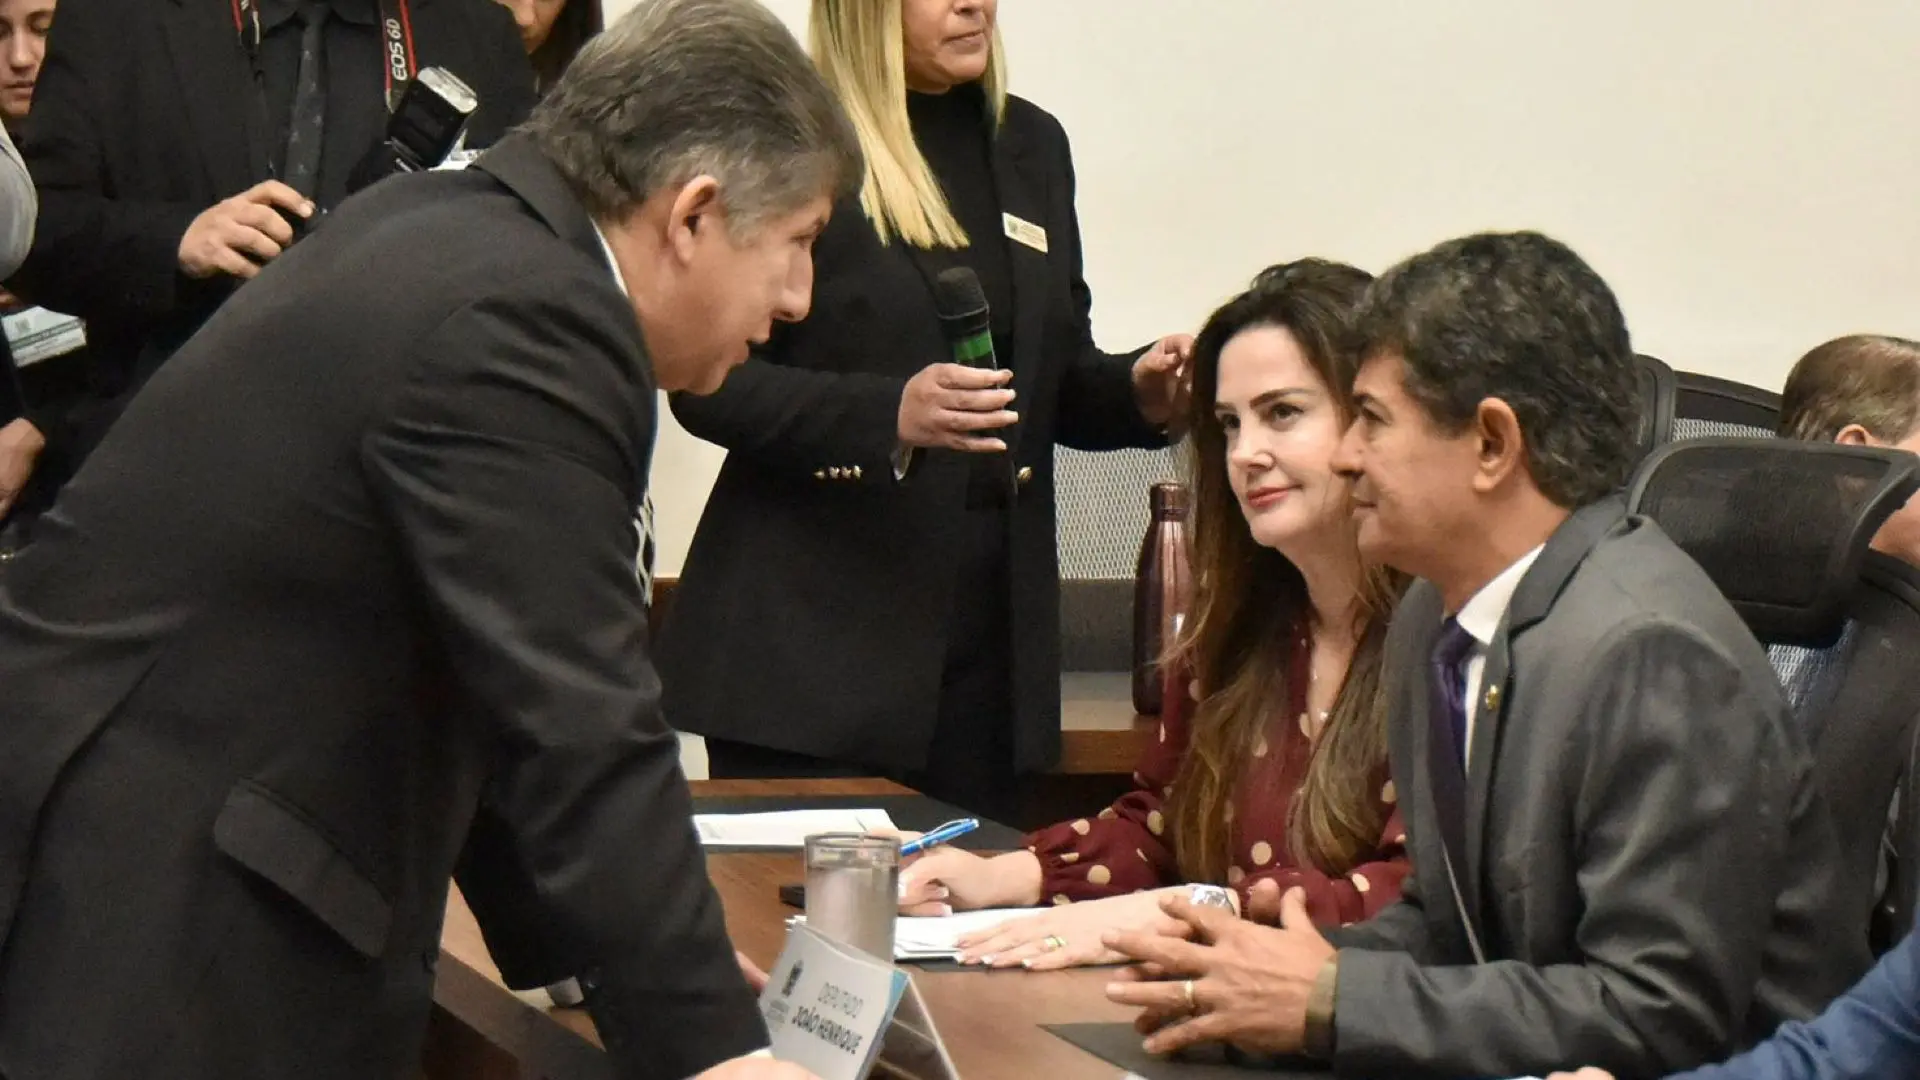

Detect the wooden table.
[{"left": 429, "top": 779, "right": 1141, "bottom": 1079}]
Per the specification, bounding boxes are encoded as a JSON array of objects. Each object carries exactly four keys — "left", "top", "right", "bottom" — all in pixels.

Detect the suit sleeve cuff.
[{"left": 1302, "top": 953, "right": 1340, "bottom": 1060}]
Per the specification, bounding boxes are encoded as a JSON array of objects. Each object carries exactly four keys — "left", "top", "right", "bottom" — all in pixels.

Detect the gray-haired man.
[{"left": 0, "top": 1, "right": 855, "bottom": 1077}]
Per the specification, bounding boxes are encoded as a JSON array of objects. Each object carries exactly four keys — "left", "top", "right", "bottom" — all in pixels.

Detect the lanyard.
[{"left": 231, "top": 0, "right": 418, "bottom": 111}]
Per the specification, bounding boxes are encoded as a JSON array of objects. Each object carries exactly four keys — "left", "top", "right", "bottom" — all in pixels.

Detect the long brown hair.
[{"left": 1166, "top": 259, "right": 1409, "bottom": 884}]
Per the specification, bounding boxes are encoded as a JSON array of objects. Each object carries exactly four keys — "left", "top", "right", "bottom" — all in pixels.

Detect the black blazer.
[
  {"left": 7, "top": 0, "right": 535, "bottom": 451},
  {"left": 659, "top": 94, "right": 1163, "bottom": 774},
  {"left": 0, "top": 138, "right": 763, "bottom": 1080}
]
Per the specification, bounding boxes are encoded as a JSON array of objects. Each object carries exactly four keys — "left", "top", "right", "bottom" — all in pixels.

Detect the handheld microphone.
[
  {"left": 932, "top": 267, "right": 998, "bottom": 371},
  {"left": 345, "top": 66, "right": 480, "bottom": 196},
  {"left": 931, "top": 267, "right": 1015, "bottom": 507}
]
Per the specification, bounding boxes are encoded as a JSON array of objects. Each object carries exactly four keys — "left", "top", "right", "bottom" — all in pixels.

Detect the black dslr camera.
[
  {"left": 346, "top": 66, "right": 480, "bottom": 195},
  {"left": 268, "top": 67, "right": 477, "bottom": 250}
]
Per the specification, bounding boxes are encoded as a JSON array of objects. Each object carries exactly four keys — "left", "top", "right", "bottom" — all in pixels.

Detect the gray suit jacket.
[{"left": 1328, "top": 497, "right": 1870, "bottom": 1079}]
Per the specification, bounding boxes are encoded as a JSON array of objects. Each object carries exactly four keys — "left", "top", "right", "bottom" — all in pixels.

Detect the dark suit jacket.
[
  {"left": 659, "top": 93, "right": 1162, "bottom": 774},
  {"left": 0, "top": 137, "right": 762, "bottom": 1080},
  {"left": 1327, "top": 497, "right": 1871, "bottom": 1080},
  {"left": 6, "top": 0, "right": 535, "bottom": 469}
]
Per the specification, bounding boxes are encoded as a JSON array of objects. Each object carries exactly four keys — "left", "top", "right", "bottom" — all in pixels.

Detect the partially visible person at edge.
[
  {"left": 1779, "top": 334, "right": 1920, "bottom": 568},
  {"left": 3, "top": 0, "right": 535, "bottom": 497},
  {"left": 658, "top": 0, "right": 1195, "bottom": 823},
  {"left": 1767, "top": 334, "right": 1920, "bottom": 730},
  {"left": 1547, "top": 919, "right": 1920, "bottom": 1079},
  {"left": 894, "top": 260, "right": 1412, "bottom": 970}
]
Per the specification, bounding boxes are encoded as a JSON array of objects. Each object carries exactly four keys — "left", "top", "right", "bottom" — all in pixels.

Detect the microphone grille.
[{"left": 933, "top": 267, "right": 989, "bottom": 318}]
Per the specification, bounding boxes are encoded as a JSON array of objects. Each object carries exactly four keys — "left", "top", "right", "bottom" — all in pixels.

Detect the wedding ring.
[
  {"left": 1042, "top": 935, "right": 1067, "bottom": 952},
  {"left": 1182, "top": 979, "right": 1197, "bottom": 1012}
]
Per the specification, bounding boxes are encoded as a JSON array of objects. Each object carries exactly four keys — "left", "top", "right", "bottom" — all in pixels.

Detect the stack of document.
[
  {"left": 789, "top": 908, "right": 1035, "bottom": 962},
  {"left": 693, "top": 808, "right": 898, "bottom": 848}
]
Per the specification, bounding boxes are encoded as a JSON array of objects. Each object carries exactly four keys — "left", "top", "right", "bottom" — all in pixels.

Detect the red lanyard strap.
[{"left": 231, "top": 0, "right": 417, "bottom": 111}]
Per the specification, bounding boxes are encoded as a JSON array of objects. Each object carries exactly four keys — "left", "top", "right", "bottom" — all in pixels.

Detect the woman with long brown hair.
[{"left": 896, "top": 260, "right": 1411, "bottom": 969}]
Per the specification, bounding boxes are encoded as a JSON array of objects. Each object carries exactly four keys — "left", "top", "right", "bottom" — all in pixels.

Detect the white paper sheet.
[
  {"left": 790, "top": 908, "right": 1036, "bottom": 961},
  {"left": 693, "top": 808, "right": 898, "bottom": 848}
]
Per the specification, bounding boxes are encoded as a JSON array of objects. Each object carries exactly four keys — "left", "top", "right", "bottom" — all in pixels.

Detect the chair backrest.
[
  {"left": 1054, "top": 445, "right": 1181, "bottom": 670},
  {"left": 1631, "top": 353, "right": 1677, "bottom": 463},
  {"left": 1673, "top": 371, "right": 1782, "bottom": 440},
  {"left": 1803, "top": 554, "right": 1920, "bottom": 953},
  {"left": 1628, "top": 439, "right": 1920, "bottom": 956},
  {"left": 1625, "top": 439, "right": 1919, "bottom": 648}
]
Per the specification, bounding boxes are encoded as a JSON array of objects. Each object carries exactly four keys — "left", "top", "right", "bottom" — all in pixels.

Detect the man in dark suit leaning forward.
[
  {"left": 1103, "top": 231, "right": 1869, "bottom": 1079},
  {"left": 0, "top": 1, "right": 856, "bottom": 1077}
]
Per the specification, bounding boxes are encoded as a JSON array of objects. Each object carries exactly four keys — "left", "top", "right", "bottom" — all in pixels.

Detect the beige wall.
[{"left": 604, "top": 0, "right": 1920, "bottom": 574}]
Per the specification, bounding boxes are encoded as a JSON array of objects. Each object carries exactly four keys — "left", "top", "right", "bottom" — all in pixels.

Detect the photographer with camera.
[{"left": 6, "top": 0, "right": 536, "bottom": 488}]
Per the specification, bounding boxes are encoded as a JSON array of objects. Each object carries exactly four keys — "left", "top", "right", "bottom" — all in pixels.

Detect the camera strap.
[{"left": 231, "top": 0, "right": 417, "bottom": 112}]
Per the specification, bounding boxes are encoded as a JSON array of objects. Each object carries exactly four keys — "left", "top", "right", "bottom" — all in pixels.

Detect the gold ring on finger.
[
  {"left": 1182, "top": 979, "right": 1197, "bottom": 1012},
  {"left": 1042, "top": 935, "right": 1067, "bottom": 952}
]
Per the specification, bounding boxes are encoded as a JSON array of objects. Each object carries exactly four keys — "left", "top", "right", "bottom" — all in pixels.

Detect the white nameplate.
[
  {"left": 760, "top": 923, "right": 962, "bottom": 1080},
  {"left": 761, "top": 923, "right": 907, "bottom": 1080},
  {"left": 1002, "top": 212, "right": 1048, "bottom": 254},
  {"left": 2, "top": 306, "right": 86, "bottom": 368}
]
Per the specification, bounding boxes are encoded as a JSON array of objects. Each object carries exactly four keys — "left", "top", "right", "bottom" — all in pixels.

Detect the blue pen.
[{"left": 898, "top": 817, "right": 979, "bottom": 857}]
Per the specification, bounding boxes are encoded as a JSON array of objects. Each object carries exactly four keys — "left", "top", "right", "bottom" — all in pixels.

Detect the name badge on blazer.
[{"left": 1002, "top": 213, "right": 1048, "bottom": 254}]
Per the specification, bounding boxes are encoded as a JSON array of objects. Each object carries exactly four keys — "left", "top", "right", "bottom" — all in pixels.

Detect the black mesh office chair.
[
  {"left": 1672, "top": 371, "right": 1782, "bottom": 440},
  {"left": 1670, "top": 372, "right": 1842, "bottom": 692},
  {"left": 1628, "top": 439, "right": 1920, "bottom": 954}
]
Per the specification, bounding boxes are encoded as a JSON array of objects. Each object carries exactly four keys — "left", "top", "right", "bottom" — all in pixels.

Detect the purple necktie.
[{"left": 1430, "top": 617, "right": 1476, "bottom": 769}]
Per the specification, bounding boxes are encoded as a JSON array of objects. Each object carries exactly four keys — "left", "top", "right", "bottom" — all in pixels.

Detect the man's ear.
[
  {"left": 1834, "top": 424, "right": 1883, "bottom": 448},
  {"left": 665, "top": 175, "right": 724, "bottom": 261},
  {"left": 1469, "top": 397, "right": 1526, "bottom": 494}
]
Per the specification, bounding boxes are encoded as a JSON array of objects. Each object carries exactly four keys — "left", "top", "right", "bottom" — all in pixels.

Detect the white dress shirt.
[{"left": 1453, "top": 544, "right": 1545, "bottom": 770}]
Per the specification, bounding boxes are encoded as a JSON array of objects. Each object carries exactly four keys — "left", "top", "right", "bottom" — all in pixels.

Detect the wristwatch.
[{"left": 1188, "top": 883, "right": 1236, "bottom": 912}]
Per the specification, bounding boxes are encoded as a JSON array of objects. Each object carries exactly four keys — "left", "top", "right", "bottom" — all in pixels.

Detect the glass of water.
[{"left": 804, "top": 833, "right": 899, "bottom": 961}]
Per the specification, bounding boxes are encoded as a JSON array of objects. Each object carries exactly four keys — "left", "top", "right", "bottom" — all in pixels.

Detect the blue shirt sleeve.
[{"left": 1670, "top": 928, "right": 1920, "bottom": 1080}]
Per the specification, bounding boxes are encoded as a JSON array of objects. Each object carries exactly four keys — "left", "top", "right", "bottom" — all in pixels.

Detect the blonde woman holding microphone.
[{"left": 660, "top": 0, "right": 1192, "bottom": 820}]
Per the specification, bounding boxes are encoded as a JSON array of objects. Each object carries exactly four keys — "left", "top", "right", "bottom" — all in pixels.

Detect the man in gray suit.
[{"left": 1103, "top": 231, "right": 1868, "bottom": 1079}]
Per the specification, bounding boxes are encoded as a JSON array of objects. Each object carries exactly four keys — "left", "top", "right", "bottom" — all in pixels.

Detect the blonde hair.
[{"left": 809, "top": 0, "right": 1007, "bottom": 248}]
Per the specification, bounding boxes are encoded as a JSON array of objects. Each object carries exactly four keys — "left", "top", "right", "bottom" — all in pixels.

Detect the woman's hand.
[
  {"left": 897, "top": 849, "right": 1042, "bottom": 915},
  {"left": 897, "top": 362, "right": 1017, "bottom": 452},
  {"left": 954, "top": 888, "right": 1193, "bottom": 970},
  {"left": 1131, "top": 333, "right": 1194, "bottom": 433}
]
